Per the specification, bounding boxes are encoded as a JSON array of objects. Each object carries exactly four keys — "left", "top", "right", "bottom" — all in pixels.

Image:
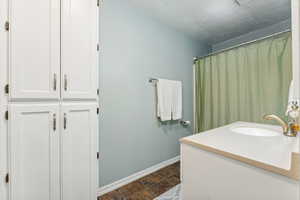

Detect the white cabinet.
[
  {"left": 4, "top": 0, "right": 99, "bottom": 200},
  {"left": 0, "top": 106, "right": 8, "bottom": 200},
  {"left": 61, "top": 0, "right": 98, "bottom": 100},
  {"left": 61, "top": 103, "right": 97, "bottom": 200},
  {"left": 181, "top": 143, "right": 299, "bottom": 200},
  {"left": 8, "top": 103, "right": 98, "bottom": 200},
  {"left": 8, "top": 104, "right": 60, "bottom": 200},
  {"left": 9, "top": 0, "right": 61, "bottom": 100},
  {"left": 8, "top": 0, "right": 98, "bottom": 101}
]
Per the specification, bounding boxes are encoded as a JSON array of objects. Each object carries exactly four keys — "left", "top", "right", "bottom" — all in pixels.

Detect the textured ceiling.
[{"left": 128, "top": 0, "right": 291, "bottom": 44}]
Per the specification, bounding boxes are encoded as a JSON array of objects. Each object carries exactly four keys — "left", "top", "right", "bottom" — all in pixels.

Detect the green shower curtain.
[{"left": 195, "top": 32, "right": 292, "bottom": 133}]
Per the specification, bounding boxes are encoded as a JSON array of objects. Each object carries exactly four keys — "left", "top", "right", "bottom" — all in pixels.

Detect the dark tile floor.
[{"left": 99, "top": 162, "right": 180, "bottom": 200}]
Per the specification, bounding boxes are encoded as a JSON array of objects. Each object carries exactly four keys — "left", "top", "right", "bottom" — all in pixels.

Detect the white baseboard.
[{"left": 97, "top": 156, "right": 180, "bottom": 196}]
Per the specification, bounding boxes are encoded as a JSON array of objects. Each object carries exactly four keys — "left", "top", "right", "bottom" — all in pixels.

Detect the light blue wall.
[
  {"left": 212, "top": 19, "right": 291, "bottom": 52},
  {"left": 99, "top": 0, "right": 209, "bottom": 186}
]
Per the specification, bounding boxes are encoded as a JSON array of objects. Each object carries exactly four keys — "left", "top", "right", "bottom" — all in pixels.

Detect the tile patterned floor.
[{"left": 99, "top": 162, "right": 180, "bottom": 200}]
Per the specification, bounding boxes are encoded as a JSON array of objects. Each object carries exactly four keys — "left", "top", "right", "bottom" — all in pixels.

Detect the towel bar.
[{"left": 149, "top": 78, "right": 158, "bottom": 83}]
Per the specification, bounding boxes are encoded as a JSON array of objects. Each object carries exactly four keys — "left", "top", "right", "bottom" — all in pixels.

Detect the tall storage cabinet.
[{"left": 3, "top": 0, "right": 99, "bottom": 200}]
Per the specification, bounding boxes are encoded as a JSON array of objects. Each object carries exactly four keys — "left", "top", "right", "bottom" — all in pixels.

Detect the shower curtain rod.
[{"left": 193, "top": 29, "right": 291, "bottom": 62}]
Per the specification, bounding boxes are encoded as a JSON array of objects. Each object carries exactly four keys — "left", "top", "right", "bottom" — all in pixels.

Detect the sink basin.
[{"left": 231, "top": 126, "right": 281, "bottom": 137}]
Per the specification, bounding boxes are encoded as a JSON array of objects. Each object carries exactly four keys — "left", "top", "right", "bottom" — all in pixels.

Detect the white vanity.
[{"left": 180, "top": 122, "right": 300, "bottom": 200}]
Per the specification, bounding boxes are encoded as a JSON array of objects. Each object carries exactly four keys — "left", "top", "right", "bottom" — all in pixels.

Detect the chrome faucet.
[{"left": 263, "top": 114, "right": 298, "bottom": 137}]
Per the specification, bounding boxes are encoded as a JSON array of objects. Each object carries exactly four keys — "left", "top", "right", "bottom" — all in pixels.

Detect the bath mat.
[{"left": 154, "top": 184, "right": 182, "bottom": 200}]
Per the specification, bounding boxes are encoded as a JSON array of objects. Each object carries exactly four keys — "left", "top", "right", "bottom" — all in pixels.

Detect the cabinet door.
[
  {"left": 61, "top": 103, "right": 97, "bottom": 200},
  {"left": 9, "top": 104, "right": 60, "bottom": 200},
  {"left": 0, "top": 106, "right": 8, "bottom": 200},
  {"left": 9, "top": 0, "right": 60, "bottom": 100},
  {"left": 61, "top": 0, "right": 98, "bottom": 100}
]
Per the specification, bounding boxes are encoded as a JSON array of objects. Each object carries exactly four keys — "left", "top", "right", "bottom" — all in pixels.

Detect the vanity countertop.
[{"left": 180, "top": 121, "right": 300, "bottom": 180}]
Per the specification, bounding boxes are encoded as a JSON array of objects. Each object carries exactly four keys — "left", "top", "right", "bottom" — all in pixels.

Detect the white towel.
[
  {"left": 157, "top": 79, "right": 172, "bottom": 121},
  {"left": 171, "top": 80, "right": 182, "bottom": 120},
  {"left": 156, "top": 79, "right": 183, "bottom": 121}
]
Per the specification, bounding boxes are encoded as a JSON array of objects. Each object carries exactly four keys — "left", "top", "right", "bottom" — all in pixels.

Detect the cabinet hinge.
[
  {"left": 5, "top": 173, "right": 9, "bottom": 183},
  {"left": 5, "top": 111, "right": 8, "bottom": 120},
  {"left": 5, "top": 84, "right": 9, "bottom": 94},
  {"left": 97, "top": 152, "right": 100, "bottom": 159},
  {"left": 53, "top": 114, "right": 57, "bottom": 131},
  {"left": 5, "top": 21, "right": 9, "bottom": 31},
  {"left": 97, "top": 44, "right": 99, "bottom": 51},
  {"left": 97, "top": 0, "right": 100, "bottom": 6},
  {"left": 97, "top": 108, "right": 99, "bottom": 114},
  {"left": 97, "top": 89, "right": 99, "bottom": 95}
]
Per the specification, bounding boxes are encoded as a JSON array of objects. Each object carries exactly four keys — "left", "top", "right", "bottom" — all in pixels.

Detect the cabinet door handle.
[
  {"left": 64, "top": 113, "right": 67, "bottom": 129},
  {"left": 64, "top": 75, "right": 68, "bottom": 91},
  {"left": 53, "top": 73, "right": 57, "bottom": 91},
  {"left": 53, "top": 113, "right": 56, "bottom": 131}
]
